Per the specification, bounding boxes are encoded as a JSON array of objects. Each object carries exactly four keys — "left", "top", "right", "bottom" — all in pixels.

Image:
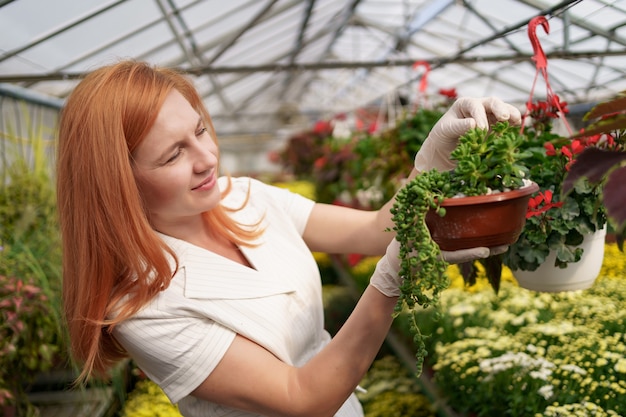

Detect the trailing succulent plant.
[{"left": 389, "top": 121, "right": 532, "bottom": 374}]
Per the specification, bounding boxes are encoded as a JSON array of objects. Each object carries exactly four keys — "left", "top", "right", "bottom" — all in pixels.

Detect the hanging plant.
[{"left": 390, "top": 121, "right": 536, "bottom": 374}]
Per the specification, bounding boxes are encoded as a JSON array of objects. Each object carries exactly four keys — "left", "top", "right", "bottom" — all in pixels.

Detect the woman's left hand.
[{"left": 413, "top": 97, "right": 522, "bottom": 172}]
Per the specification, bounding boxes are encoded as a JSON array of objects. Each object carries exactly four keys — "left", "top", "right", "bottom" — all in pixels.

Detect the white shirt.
[{"left": 113, "top": 177, "right": 364, "bottom": 417}]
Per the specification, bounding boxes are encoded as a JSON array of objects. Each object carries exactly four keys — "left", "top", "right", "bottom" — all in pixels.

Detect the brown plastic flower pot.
[{"left": 425, "top": 182, "right": 540, "bottom": 251}]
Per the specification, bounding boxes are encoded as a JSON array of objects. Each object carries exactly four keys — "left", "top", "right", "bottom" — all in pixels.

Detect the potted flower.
[
  {"left": 499, "top": 96, "right": 614, "bottom": 292},
  {"left": 462, "top": 96, "right": 614, "bottom": 293},
  {"left": 391, "top": 121, "right": 537, "bottom": 374}
]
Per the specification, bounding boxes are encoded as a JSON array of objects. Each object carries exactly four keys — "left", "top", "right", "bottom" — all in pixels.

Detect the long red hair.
[{"left": 57, "top": 60, "right": 261, "bottom": 383}]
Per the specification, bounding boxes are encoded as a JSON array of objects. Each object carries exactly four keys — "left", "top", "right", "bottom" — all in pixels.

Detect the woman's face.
[{"left": 132, "top": 89, "right": 220, "bottom": 229}]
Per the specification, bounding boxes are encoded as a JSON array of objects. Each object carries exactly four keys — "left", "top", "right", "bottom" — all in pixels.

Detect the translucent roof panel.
[{"left": 1, "top": 0, "right": 626, "bottom": 137}]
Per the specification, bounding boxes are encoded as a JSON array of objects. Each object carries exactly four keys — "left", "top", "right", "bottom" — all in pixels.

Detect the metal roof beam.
[
  {"left": 329, "top": 0, "right": 455, "bottom": 102},
  {"left": 517, "top": 0, "right": 626, "bottom": 47},
  {"left": 177, "top": 7, "right": 340, "bottom": 105},
  {"left": 200, "top": 11, "right": 345, "bottom": 116},
  {"left": 2, "top": 48, "right": 624, "bottom": 83},
  {"left": 20, "top": 0, "right": 206, "bottom": 91},
  {"left": 0, "top": 0, "right": 127, "bottom": 64},
  {"left": 288, "top": 0, "right": 316, "bottom": 65},
  {"left": 162, "top": 0, "right": 303, "bottom": 68},
  {"left": 281, "top": 0, "right": 364, "bottom": 108},
  {"left": 278, "top": 0, "right": 317, "bottom": 96},
  {"left": 154, "top": 0, "right": 235, "bottom": 113},
  {"left": 205, "top": 0, "right": 281, "bottom": 65}
]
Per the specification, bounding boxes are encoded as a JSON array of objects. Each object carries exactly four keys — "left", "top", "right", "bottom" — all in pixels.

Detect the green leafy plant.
[
  {"left": 502, "top": 96, "right": 609, "bottom": 273},
  {"left": 391, "top": 121, "right": 531, "bottom": 374},
  {"left": 0, "top": 109, "right": 66, "bottom": 415},
  {"left": 564, "top": 91, "right": 626, "bottom": 246}
]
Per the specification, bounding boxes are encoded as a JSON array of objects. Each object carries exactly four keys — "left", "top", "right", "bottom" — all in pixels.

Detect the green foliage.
[
  {"left": 0, "top": 112, "right": 66, "bottom": 413},
  {"left": 280, "top": 107, "right": 443, "bottom": 209},
  {"left": 394, "top": 109, "right": 444, "bottom": 156},
  {"left": 357, "top": 356, "right": 436, "bottom": 417},
  {"left": 564, "top": 91, "right": 626, "bottom": 242},
  {"left": 505, "top": 128, "right": 607, "bottom": 272},
  {"left": 391, "top": 121, "right": 531, "bottom": 374},
  {"left": 0, "top": 275, "right": 60, "bottom": 415}
]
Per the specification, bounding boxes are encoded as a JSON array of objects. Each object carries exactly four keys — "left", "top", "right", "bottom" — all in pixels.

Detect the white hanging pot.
[{"left": 513, "top": 227, "right": 607, "bottom": 292}]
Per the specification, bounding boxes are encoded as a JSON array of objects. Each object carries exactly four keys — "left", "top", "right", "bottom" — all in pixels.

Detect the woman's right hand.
[{"left": 369, "top": 238, "right": 507, "bottom": 297}]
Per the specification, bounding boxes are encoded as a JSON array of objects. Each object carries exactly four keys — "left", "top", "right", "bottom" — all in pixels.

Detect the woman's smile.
[{"left": 192, "top": 172, "right": 216, "bottom": 191}]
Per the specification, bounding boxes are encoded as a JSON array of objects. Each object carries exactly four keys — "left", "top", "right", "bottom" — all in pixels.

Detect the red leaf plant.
[{"left": 564, "top": 92, "right": 626, "bottom": 248}]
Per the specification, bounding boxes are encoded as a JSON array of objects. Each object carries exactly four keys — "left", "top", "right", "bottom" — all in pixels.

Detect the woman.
[{"left": 57, "top": 60, "right": 520, "bottom": 417}]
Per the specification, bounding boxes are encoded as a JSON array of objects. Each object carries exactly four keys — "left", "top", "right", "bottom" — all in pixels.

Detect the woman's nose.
[{"left": 193, "top": 142, "right": 218, "bottom": 173}]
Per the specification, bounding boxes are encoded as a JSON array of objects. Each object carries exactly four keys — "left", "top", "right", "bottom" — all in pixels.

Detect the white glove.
[
  {"left": 441, "top": 245, "right": 509, "bottom": 264},
  {"left": 370, "top": 239, "right": 508, "bottom": 297},
  {"left": 370, "top": 239, "right": 402, "bottom": 297},
  {"left": 414, "top": 97, "right": 522, "bottom": 172}
]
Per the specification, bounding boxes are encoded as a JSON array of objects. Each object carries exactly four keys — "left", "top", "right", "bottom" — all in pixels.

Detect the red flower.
[
  {"left": 313, "top": 120, "right": 333, "bottom": 135},
  {"left": 544, "top": 142, "right": 557, "bottom": 156},
  {"left": 347, "top": 253, "right": 364, "bottom": 267},
  {"left": 314, "top": 156, "right": 327, "bottom": 169},
  {"left": 438, "top": 88, "right": 457, "bottom": 99},
  {"left": 526, "top": 190, "right": 564, "bottom": 219}
]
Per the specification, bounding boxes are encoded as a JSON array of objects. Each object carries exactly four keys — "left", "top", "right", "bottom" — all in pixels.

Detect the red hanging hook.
[
  {"left": 528, "top": 16, "right": 549, "bottom": 76},
  {"left": 412, "top": 61, "right": 431, "bottom": 111},
  {"left": 412, "top": 60, "right": 431, "bottom": 93},
  {"left": 523, "top": 15, "right": 572, "bottom": 135}
]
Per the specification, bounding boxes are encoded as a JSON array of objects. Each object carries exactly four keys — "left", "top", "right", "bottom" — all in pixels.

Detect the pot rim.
[{"left": 439, "top": 181, "right": 540, "bottom": 207}]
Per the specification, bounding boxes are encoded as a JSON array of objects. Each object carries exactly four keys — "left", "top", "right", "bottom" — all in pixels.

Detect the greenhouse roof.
[{"left": 1, "top": 0, "right": 625, "bottom": 138}]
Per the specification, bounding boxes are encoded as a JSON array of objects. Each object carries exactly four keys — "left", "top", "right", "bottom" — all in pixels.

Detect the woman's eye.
[
  {"left": 165, "top": 149, "right": 181, "bottom": 164},
  {"left": 196, "top": 127, "right": 207, "bottom": 136}
]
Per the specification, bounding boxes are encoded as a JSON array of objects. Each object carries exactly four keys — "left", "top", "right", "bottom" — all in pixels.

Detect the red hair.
[{"left": 57, "top": 60, "right": 262, "bottom": 383}]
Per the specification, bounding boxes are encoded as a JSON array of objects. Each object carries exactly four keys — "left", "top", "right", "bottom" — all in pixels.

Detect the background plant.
[
  {"left": 0, "top": 274, "right": 60, "bottom": 415},
  {"left": 0, "top": 112, "right": 67, "bottom": 415},
  {"left": 275, "top": 92, "right": 454, "bottom": 210},
  {"left": 119, "top": 379, "right": 182, "bottom": 417},
  {"left": 409, "top": 250, "right": 626, "bottom": 417},
  {"left": 356, "top": 355, "right": 436, "bottom": 417}
]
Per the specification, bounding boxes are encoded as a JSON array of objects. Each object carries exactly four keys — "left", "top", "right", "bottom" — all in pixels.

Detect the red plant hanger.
[
  {"left": 523, "top": 16, "right": 573, "bottom": 135},
  {"left": 412, "top": 60, "right": 431, "bottom": 110}
]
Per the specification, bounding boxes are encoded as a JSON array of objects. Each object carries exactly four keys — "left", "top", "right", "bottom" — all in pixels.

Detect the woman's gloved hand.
[
  {"left": 413, "top": 97, "right": 522, "bottom": 172},
  {"left": 370, "top": 239, "right": 507, "bottom": 297}
]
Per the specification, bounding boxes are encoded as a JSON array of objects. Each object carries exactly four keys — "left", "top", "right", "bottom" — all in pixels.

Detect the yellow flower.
[{"left": 272, "top": 180, "right": 316, "bottom": 199}]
